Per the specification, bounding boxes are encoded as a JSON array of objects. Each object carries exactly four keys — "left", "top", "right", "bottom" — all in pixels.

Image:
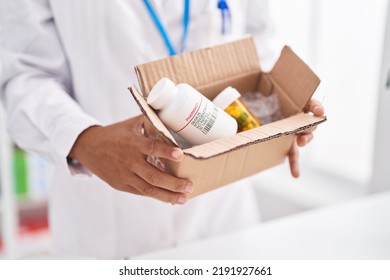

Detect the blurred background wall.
[{"left": 254, "top": 0, "right": 389, "bottom": 220}]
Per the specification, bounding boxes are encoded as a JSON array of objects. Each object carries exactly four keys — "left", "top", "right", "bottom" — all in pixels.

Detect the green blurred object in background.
[{"left": 13, "top": 147, "right": 28, "bottom": 198}]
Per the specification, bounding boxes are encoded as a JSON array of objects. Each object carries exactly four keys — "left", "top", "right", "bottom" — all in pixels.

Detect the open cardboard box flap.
[{"left": 129, "top": 37, "right": 327, "bottom": 197}]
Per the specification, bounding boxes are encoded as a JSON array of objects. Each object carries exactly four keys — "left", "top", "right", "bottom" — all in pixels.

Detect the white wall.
[
  {"left": 269, "top": 0, "right": 388, "bottom": 184},
  {"left": 255, "top": 0, "right": 389, "bottom": 220},
  {"left": 308, "top": 0, "right": 387, "bottom": 184}
]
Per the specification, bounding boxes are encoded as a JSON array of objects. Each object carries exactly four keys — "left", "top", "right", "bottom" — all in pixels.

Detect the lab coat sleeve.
[
  {"left": 245, "top": 0, "right": 278, "bottom": 71},
  {"left": 0, "top": 0, "right": 100, "bottom": 174}
]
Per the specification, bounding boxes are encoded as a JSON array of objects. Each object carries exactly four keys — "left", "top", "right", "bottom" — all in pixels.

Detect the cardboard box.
[{"left": 129, "top": 37, "right": 326, "bottom": 198}]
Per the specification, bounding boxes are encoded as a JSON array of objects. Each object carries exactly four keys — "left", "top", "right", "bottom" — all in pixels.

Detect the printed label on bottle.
[
  {"left": 175, "top": 96, "right": 203, "bottom": 133},
  {"left": 175, "top": 96, "right": 218, "bottom": 135},
  {"left": 191, "top": 97, "right": 219, "bottom": 135}
]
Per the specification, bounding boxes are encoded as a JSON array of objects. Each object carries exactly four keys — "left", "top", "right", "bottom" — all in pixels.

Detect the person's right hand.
[{"left": 68, "top": 115, "right": 193, "bottom": 204}]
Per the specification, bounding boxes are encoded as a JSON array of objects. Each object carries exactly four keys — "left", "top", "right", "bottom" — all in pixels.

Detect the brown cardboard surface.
[
  {"left": 135, "top": 36, "right": 260, "bottom": 96},
  {"left": 270, "top": 46, "right": 321, "bottom": 115},
  {"left": 168, "top": 135, "right": 294, "bottom": 198},
  {"left": 129, "top": 37, "right": 326, "bottom": 198}
]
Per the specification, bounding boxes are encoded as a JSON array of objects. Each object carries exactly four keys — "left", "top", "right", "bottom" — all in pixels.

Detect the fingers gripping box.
[{"left": 129, "top": 37, "right": 326, "bottom": 198}]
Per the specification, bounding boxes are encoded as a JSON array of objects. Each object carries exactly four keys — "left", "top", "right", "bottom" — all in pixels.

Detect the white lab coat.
[{"left": 0, "top": 0, "right": 274, "bottom": 259}]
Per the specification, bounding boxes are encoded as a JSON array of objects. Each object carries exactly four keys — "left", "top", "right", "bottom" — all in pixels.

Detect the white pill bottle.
[{"left": 147, "top": 78, "right": 238, "bottom": 146}]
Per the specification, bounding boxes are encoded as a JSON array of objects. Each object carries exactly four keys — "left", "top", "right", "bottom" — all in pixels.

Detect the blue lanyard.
[
  {"left": 143, "top": 0, "right": 191, "bottom": 56},
  {"left": 217, "top": 0, "right": 231, "bottom": 35}
]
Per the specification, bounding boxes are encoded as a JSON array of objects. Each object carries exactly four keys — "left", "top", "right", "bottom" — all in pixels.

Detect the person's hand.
[
  {"left": 68, "top": 115, "right": 193, "bottom": 204},
  {"left": 288, "top": 99, "right": 325, "bottom": 178}
]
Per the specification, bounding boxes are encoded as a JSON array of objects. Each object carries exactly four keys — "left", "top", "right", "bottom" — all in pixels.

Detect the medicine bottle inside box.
[{"left": 147, "top": 77, "right": 283, "bottom": 149}]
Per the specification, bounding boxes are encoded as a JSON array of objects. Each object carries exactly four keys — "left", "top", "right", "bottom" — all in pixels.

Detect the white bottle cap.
[
  {"left": 212, "top": 86, "right": 242, "bottom": 110},
  {"left": 147, "top": 77, "right": 177, "bottom": 110}
]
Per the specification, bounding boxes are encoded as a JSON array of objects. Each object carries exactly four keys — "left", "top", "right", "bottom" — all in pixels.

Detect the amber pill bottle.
[{"left": 213, "top": 87, "right": 262, "bottom": 132}]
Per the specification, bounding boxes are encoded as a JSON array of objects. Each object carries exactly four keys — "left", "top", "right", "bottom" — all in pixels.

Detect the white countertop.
[{"left": 134, "top": 191, "right": 390, "bottom": 259}]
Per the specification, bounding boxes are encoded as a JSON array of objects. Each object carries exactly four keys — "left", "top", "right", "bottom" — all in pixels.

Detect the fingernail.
[
  {"left": 178, "top": 196, "right": 187, "bottom": 204},
  {"left": 313, "top": 105, "right": 323, "bottom": 114},
  {"left": 184, "top": 183, "right": 194, "bottom": 193},
  {"left": 293, "top": 167, "right": 300, "bottom": 178},
  {"left": 171, "top": 149, "right": 183, "bottom": 160}
]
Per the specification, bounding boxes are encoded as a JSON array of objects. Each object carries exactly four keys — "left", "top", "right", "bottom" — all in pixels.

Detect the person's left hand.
[{"left": 288, "top": 99, "right": 325, "bottom": 178}]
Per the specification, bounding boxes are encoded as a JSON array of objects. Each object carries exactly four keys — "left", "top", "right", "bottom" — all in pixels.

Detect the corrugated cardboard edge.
[
  {"left": 183, "top": 114, "right": 327, "bottom": 159},
  {"left": 129, "top": 86, "right": 178, "bottom": 146}
]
